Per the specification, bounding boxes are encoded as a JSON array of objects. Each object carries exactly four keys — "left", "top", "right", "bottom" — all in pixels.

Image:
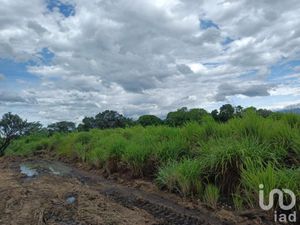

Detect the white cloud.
[{"left": 0, "top": 0, "right": 300, "bottom": 122}]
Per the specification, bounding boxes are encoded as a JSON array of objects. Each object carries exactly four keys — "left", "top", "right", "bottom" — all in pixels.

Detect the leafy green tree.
[
  {"left": 77, "top": 117, "right": 96, "bottom": 131},
  {"left": 188, "top": 108, "right": 208, "bottom": 121},
  {"left": 95, "top": 110, "right": 132, "bottom": 129},
  {"left": 211, "top": 109, "right": 219, "bottom": 121},
  {"left": 137, "top": 115, "right": 162, "bottom": 126},
  {"left": 211, "top": 104, "right": 235, "bottom": 122},
  {"left": 166, "top": 107, "right": 188, "bottom": 126},
  {"left": 47, "top": 121, "right": 76, "bottom": 133},
  {"left": 24, "top": 121, "right": 43, "bottom": 135},
  {"left": 257, "top": 109, "right": 273, "bottom": 118},
  {"left": 234, "top": 105, "right": 244, "bottom": 118},
  {"left": 77, "top": 110, "right": 132, "bottom": 131},
  {"left": 243, "top": 106, "right": 257, "bottom": 113},
  {"left": 0, "top": 112, "right": 29, "bottom": 156},
  {"left": 166, "top": 107, "right": 208, "bottom": 126},
  {"left": 219, "top": 104, "right": 235, "bottom": 122}
]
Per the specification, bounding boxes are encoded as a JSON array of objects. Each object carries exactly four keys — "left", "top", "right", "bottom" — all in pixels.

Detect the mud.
[{"left": 0, "top": 157, "right": 271, "bottom": 225}]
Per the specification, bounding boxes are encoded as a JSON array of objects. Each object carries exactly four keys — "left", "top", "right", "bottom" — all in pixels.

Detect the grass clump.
[
  {"left": 203, "top": 184, "right": 220, "bottom": 208},
  {"left": 241, "top": 159, "right": 300, "bottom": 208},
  {"left": 156, "top": 159, "right": 202, "bottom": 197}
]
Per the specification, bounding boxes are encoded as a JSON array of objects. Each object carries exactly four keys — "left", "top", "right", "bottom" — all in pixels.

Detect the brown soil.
[{"left": 0, "top": 156, "right": 272, "bottom": 225}]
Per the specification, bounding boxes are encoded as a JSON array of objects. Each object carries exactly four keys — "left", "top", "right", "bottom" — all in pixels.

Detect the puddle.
[
  {"left": 66, "top": 196, "right": 76, "bottom": 204},
  {"left": 19, "top": 161, "right": 72, "bottom": 177},
  {"left": 20, "top": 164, "right": 38, "bottom": 177},
  {"left": 49, "top": 165, "right": 63, "bottom": 175}
]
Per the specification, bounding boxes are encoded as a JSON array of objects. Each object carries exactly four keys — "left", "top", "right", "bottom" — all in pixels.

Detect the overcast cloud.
[{"left": 0, "top": 0, "right": 300, "bottom": 123}]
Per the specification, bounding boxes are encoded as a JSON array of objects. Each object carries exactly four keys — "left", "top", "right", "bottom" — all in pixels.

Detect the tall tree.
[
  {"left": 211, "top": 104, "right": 235, "bottom": 122},
  {"left": 95, "top": 110, "right": 131, "bottom": 129},
  {"left": 257, "top": 108, "right": 272, "bottom": 118},
  {"left": 24, "top": 121, "right": 43, "bottom": 135},
  {"left": 0, "top": 112, "right": 28, "bottom": 156},
  {"left": 47, "top": 121, "right": 76, "bottom": 133},
  {"left": 166, "top": 107, "right": 208, "bottom": 126},
  {"left": 77, "top": 117, "right": 96, "bottom": 131},
  {"left": 137, "top": 115, "right": 162, "bottom": 126}
]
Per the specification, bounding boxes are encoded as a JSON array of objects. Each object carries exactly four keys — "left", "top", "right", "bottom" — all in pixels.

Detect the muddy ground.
[{"left": 0, "top": 157, "right": 271, "bottom": 225}]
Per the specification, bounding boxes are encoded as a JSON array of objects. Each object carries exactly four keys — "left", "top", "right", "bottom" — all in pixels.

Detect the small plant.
[
  {"left": 156, "top": 161, "right": 179, "bottom": 192},
  {"left": 203, "top": 184, "right": 220, "bottom": 208},
  {"left": 232, "top": 192, "right": 244, "bottom": 211}
]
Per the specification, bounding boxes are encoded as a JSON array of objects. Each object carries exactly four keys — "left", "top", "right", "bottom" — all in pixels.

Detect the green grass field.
[{"left": 5, "top": 111, "right": 300, "bottom": 210}]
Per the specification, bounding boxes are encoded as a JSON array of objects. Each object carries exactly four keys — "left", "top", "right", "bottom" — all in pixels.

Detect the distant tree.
[
  {"left": 47, "top": 121, "right": 76, "bottom": 133},
  {"left": 166, "top": 107, "right": 208, "bottom": 126},
  {"left": 188, "top": 108, "right": 208, "bottom": 121},
  {"left": 257, "top": 109, "right": 273, "bottom": 118},
  {"left": 0, "top": 112, "right": 29, "bottom": 156},
  {"left": 77, "top": 117, "right": 96, "bottom": 131},
  {"left": 211, "top": 109, "right": 219, "bottom": 121},
  {"left": 137, "top": 115, "right": 162, "bottom": 126},
  {"left": 166, "top": 107, "right": 188, "bottom": 126},
  {"left": 219, "top": 104, "right": 235, "bottom": 122},
  {"left": 77, "top": 110, "right": 132, "bottom": 131},
  {"left": 243, "top": 106, "right": 257, "bottom": 113},
  {"left": 95, "top": 110, "right": 132, "bottom": 129},
  {"left": 24, "top": 121, "right": 43, "bottom": 135},
  {"left": 211, "top": 104, "right": 235, "bottom": 122},
  {"left": 234, "top": 105, "right": 244, "bottom": 118}
]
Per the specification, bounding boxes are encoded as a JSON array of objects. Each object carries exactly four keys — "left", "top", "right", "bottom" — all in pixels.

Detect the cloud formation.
[{"left": 0, "top": 0, "right": 300, "bottom": 123}]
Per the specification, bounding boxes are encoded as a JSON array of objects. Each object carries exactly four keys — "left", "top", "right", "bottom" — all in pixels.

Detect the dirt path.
[{"left": 0, "top": 157, "right": 268, "bottom": 225}]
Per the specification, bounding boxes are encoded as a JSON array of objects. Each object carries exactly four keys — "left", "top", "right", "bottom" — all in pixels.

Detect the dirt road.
[{"left": 0, "top": 157, "right": 269, "bottom": 225}]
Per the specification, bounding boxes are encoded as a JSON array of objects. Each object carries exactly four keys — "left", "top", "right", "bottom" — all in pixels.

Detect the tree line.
[{"left": 0, "top": 104, "right": 273, "bottom": 156}]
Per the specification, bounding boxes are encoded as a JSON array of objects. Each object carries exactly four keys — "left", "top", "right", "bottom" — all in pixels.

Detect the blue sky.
[
  {"left": 0, "top": 0, "right": 300, "bottom": 124},
  {"left": 46, "top": 0, "right": 75, "bottom": 17}
]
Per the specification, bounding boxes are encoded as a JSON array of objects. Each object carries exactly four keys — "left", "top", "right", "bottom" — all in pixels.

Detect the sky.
[{"left": 0, "top": 0, "right": 300, "bottom": 124}]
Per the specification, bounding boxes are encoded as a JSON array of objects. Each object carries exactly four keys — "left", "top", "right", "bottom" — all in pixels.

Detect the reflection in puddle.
[
  {"left": 19, "top": 161, "right": 72, "bottom": 177},
  {"left": 49, "top": 166, "right": 61, "bottom": 175},
  {"left": 66, "top": 196, "right": 76, "bottom": 204},
  {"left": 20, "top": 164, "right": 38, "bottom": 177}
]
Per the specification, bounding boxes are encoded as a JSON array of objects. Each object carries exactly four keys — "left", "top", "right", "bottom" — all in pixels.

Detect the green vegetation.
[
  {"left": 0, "top": 112, "right": 42, "bottom": 156},
  {"left": 2, "top": 106, "right": 300, "bottom": 210},
  {"left": 203, "top": 184, "right": 220, "bottom": 208},
  {"left": 137, "top": 115, "right": 163, "bottom": 127}
]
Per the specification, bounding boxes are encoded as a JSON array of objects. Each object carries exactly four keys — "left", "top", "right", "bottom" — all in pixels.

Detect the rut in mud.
[
  {"left": 73, "top": 170, "right": 222, "bottom": 225},
  {"left": 0, "top": 158, "right": 268, "bottom": 225}
]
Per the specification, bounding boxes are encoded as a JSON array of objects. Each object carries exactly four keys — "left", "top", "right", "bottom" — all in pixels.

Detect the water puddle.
[
  {"left": 20, "top": 164, "right": 38, "bottom": 177},
  {"left": 66, "top": 196, "right": 76, "bottom": 204},
  {"left": 19, "top": 161, "right": 72, "bottom": 177}
]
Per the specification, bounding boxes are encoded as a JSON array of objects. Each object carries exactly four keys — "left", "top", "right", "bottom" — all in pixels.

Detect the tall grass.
[
  {"left": 203, "top": 184, "right": 220, "bottom": 208},
  {"left": 5, "top": 112, "right": 300, "bottom": 210},
  {"left": 156, "top": 159, "right": 202, "bottom": 197}
]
